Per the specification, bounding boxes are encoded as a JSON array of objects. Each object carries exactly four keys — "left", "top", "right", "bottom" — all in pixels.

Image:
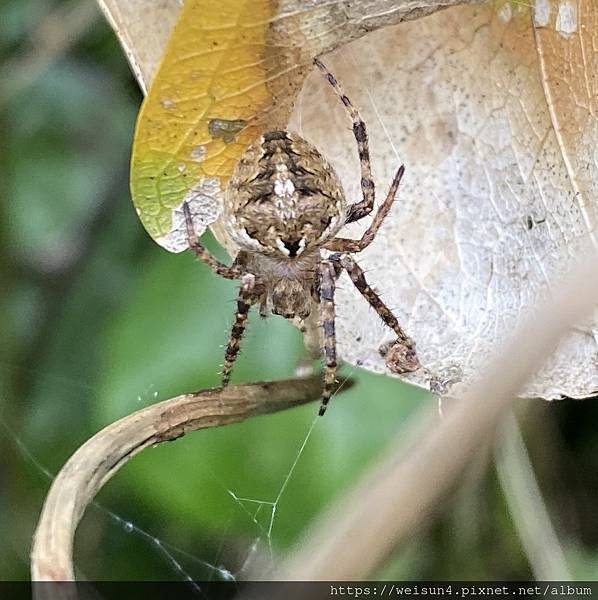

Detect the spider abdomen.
[{"left": 224, "top": 130, "right": 347, "bottom": 258}]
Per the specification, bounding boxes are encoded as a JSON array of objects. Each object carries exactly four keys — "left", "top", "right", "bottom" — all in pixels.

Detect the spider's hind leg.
[{"left": 222, "top": 273, "right": 256, "bottom": 386}]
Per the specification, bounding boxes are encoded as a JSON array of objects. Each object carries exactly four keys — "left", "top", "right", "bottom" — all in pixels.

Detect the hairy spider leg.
[
  {"left": 318, "top": 260, "right": 338, "bottom": 416},
  {"left": 325, "top": 164, "right": 405, "bottom": 253},
  {"left": 333, "top": 254, "right": 415, "bottom": 349},
  {"left": 183, "top": 202, "right": 239, "bottom": 279},
  {"left": 222, "top": 274, "right": 256, "bottom": 386},
  {"left": 314, "top": 57, "right": 375, "bottom": 225}
]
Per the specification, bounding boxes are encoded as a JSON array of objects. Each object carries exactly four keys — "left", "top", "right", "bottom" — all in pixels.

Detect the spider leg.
[
  {"left": 314, "top": 57, "right": 375, "bottom": 225},
  {"left": 318, "top": 260, "right": 338, "bottom": 416},
  {"left": 222, "top": 273, "right": 256, "bottom": 386},
  {"left": 324, "top": 164, "right": 405, "bottom": 253},
  {"left": 333, "top": 254, "right": 415, "bottom": 350},
  {"left": 183, "top": 202, "right": 239, "bottom": 279}
]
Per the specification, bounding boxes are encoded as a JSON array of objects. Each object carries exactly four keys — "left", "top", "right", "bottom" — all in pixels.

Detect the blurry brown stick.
[
  {"left": 30, "top": 375, "right": 350, "bottom": 585},
  {"left": 278, "top": 247, "right": 598, "bottom": 581}
]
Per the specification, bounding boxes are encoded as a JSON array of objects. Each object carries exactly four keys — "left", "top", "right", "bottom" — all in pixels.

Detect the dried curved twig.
[{"left": 30, "top": 375, "right": 350, "bottom": 584}]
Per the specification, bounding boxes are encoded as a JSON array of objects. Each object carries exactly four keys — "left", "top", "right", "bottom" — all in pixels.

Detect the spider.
[{"left": 183, "top": 57, "right": 419, "bottom": 415}]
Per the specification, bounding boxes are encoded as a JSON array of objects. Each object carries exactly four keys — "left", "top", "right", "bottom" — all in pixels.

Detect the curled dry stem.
[{"left": 30, "top": 375, "right": 352, "bottom": 588}]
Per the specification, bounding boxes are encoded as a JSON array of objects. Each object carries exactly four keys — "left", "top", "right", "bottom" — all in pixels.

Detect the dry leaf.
[
  {"left": 96, "top": 0, "right": 182, "bottom": 95},
  {"left": 98, "top": 0, "right": 598, "bottom": 399},
  {"left": 292, "top": 1, "right": 598, "bottom": 399}
]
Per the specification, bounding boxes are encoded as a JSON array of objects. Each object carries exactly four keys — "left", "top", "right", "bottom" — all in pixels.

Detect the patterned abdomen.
[{"left": 224, "top": 130, "right": 347, "bottom": 258}]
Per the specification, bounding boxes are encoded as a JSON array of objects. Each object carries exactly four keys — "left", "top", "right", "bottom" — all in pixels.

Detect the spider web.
[
  {"left": 1, "top": 362, "right": 354, "bottom": 592},
  {"left": 225, "top": 414, "right": 318, "bottom": 570},
  {"left": 1, "top": 413, "right": 223, "bottom": 593}
]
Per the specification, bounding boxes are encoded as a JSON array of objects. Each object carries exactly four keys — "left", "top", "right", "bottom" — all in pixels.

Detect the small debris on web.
[
  {"left": 379, "top": 338, "right": 420, "bottom": 374},
  {"left": 294, "top": 359, "right": 315, "bottom": 378}
]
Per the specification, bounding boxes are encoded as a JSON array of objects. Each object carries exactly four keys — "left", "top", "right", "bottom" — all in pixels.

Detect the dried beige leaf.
[
  {"left": 98, "top": 0, "right": 598, "bottom": 399},
  {"left": 95, "top": 0, "right": 182, "bottom": 94},
  {"left": 292, "top": 1, "right": 598, "bottom": 399},
  {"left": 96, "top": 0, "right": 478, "bottom": 93}
]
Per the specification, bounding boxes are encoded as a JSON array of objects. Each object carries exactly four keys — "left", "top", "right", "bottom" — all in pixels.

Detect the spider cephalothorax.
[{"left": 184, "top": 58, "right": 419, "bottom": 415}]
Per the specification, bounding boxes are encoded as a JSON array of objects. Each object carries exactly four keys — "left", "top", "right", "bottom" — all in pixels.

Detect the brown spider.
[{"left": 183, "top": 58, "right": 419, "bottom": 415}]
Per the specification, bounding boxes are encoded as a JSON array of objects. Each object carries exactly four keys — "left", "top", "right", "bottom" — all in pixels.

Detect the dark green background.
[{"left": 2, "top": 0, "right": 598, "bottom": 584}]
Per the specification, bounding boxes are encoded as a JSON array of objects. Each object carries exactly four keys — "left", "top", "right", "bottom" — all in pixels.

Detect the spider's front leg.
[
  {"left": 183, "top": 202, "right": 240, "bottom": 279},
  {"left": 318, "top": 260, "right": 340, "bottom": 416},
  {"left": 325, "top": 164, "right": 405, "bottom": 253},
  {"left": 222, "top": 273, "right": 256, "bottom": 386},
  {"left": 314, "top": 57, "right": 375, "bottom": 225},
  {"left": 332, "top": 253, "right": 420, "bottom": 373}
]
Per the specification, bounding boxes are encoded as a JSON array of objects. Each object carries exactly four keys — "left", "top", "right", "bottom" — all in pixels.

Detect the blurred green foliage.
[{"left": 1, "top": 0, "right": 598, "bottom": 585}]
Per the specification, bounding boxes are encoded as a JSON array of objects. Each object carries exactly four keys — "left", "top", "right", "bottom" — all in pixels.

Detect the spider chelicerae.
[{"left": 183, "top": 58, "right": 419, "bottom": 415}]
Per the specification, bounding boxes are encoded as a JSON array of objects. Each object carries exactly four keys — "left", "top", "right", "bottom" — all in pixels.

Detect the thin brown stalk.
[
  {"left": 495, "top": 413, "right": 571, "bottom": 580},
  {"left": 30, "top": 375, "right": 350, "bottom": 587}
]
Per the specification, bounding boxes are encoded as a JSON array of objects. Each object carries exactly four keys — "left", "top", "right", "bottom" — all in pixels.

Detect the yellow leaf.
[{"left": 131, "top": 0, "right": 285, "bottom": 252}]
